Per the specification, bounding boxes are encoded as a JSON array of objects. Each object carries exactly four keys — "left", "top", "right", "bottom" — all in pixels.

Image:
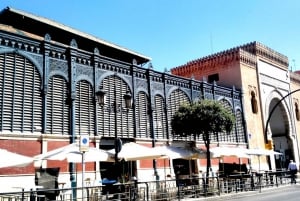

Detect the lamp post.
[{"left": 96, "top": 87, "right": 132, "bottom": 162}]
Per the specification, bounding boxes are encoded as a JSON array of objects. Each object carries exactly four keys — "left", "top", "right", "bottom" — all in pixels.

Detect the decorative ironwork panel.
[
  {"left": 136, "top": 78, "right": 148, "bottom": 90},
  {"left": 152, "top": 82, "right": 164, "bottom": 92},
  {"left": 76, "top": 63, "right": 93, "bottom": 78},
  {"left": 217, "top": 98, "right": 238, "bottom": 143},
  {"left": 235, "top": 109, "right": 246, "bottom": 143},
  {"left": 49, "top": 58, "right": 68, "bottom": 77}
]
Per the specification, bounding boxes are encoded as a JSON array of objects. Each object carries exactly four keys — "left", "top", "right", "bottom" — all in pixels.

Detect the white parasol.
[
  {"left": 245, "top": 148, "right": 282, "bottom": 172},
  {"left": 109, "top": 142, "right": 166, "bottom": 161},
  {"left": 34, "top": 143, "right": 114, "bottom": 163},
  {"left": 34, "top": 143, "right": 114, "bottom": 190},
  {"left": 245, "top": 148, "right": 282, "bottom": 156},
  {"left": 210, "top": 146, "right": 250, "bottom": 159},
  {"left": 154, "top": 145, "right": 206, "bottom": 159},
  {"left": 0, "top": 148, "right": 33, "bottom": 168},
  {"left": 153, "top": 145, "right": 206, "bottom": 178}
]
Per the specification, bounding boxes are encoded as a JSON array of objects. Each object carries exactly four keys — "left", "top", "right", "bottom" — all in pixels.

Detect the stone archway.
[{"left": 268, "top": 98, "right": 293, "bottom": 169}]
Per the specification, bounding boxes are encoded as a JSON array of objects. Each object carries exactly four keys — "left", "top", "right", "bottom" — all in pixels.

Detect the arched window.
[
  {"left": 251, "top": 91, "right": 258, "bottom": 114},
  {"left": 47, "top": 75, "right": 69, "bottom": 135},
  {"left": 153, "top": 95, "right": 167, "bottom": 139},
  {"left": 168, "top": 89, "right": 190, "bottom": 140},
  {"left": 97, "top": 75, "right": 134, "bottom": 138},
  {"left": 219, "top": 99, "right": 237, "bottom": 143},
  {"left": 76, "top": 80, "right": 95, "bottom": 136},
  {"left": 0, "top": 53, "right": 42, "bottom": 133},
  {"left": 136, "top": 91, "right": 151, "bottom": 139}
]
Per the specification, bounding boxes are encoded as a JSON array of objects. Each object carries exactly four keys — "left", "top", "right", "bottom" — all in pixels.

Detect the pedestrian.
[{"left": 288, "top": 160, "right": 298, "bottom": 184}]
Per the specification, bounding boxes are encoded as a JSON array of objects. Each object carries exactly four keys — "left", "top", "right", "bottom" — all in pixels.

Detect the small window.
[
  {"left": 251, "top": 91, "right": 258, "bottom": 114},
  {"left": 295, "top": 103, "right": 300, "bottom": 121},
  {"left": 208, "top": 73, "right": 219, "bottom": 83}
]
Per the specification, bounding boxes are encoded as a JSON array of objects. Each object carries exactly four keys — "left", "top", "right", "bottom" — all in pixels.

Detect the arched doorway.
[{"left": 268, "top": 98, "right": 293, "bottom": 169}]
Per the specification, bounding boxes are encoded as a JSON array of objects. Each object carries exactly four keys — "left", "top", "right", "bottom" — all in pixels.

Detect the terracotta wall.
[{"left": 0, "top": 139, "right": 40, "bottom": 175}]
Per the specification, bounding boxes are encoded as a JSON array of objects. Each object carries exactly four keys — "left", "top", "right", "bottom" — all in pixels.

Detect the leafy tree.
[{"left": 171, "top": 99, "right": 235, "bottom": 181}]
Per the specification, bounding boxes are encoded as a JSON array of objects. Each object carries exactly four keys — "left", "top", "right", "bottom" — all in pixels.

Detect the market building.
[
  {"left": 171, "top": 41, "right": 300, "bottom": 171},
  {"left": 0, "top": 7, "right": 247, "bottom": 190}
]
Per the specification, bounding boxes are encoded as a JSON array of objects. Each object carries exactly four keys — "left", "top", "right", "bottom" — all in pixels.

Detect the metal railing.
[{"left": 0, "top": 170, "right": 295, "bottom": 201}]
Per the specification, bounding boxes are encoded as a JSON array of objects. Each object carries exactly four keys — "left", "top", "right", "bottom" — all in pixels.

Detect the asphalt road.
[{"left": 198, "top": 184, "right": 300, "bottom": 201}]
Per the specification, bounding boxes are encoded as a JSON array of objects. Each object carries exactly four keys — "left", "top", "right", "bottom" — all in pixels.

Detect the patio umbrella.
[
  {"left": 210, "top": 146, "right": 250, "bottom": 159},
  {"left": 154, "top": 145, "right": 206, "bottom": 159},
  {"left": 109, "top": 142, "right": 166, "bottom": 161},
  {"left": 245, "top": 148, "right": 282, "bottom": 156},
  {"left": 245, "top": 148, "right": 282, "bottom": 172},
  {"left": 34, "top": 143, "right": 114, "bottom": 163},
  {"left": 154, "top": 145, "right": 206, "bottom": 178},
  {"left": 34, "top": 143, "right": 114, "bottom": 188},
  {"left": 210, "top": 146, "right": 250, "bottom": 173},
  {"left": 0, "top": 148, "right": 33, "bottom": 168}
]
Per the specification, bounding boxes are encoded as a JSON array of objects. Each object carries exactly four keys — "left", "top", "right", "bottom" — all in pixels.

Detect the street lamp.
[{"left": 96, "top": 88, "right": 132, "bottom": 162}]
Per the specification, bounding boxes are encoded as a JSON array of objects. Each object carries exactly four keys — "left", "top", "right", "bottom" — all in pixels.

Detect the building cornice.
[
  {"left": 0, "top": 6, "right": 151, "bottom": 65},
  {"left": 290, "top": 71, "right": 300, "bottom": 84},
  {"left": 240, "top": 41, "right": 288, "bottom": 68},
  {"left": 171, "top": 41, "right": 289, "bottom": 74},
  {"left": 171, "top": 45, "right": 257, "bottom": 75}
]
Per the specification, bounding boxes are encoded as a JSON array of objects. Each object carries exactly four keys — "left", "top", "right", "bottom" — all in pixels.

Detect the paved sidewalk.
[{"left": 186, "top": 179, "right": 300, "bottom": 201}]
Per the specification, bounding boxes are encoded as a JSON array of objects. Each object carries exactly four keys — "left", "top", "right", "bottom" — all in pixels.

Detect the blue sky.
[{"left": 1, "top": 0, "right": 300, "bottom": 72}]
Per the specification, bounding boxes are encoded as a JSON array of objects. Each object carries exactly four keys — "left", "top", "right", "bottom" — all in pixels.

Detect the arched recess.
[
  {"left": 0, "top": 52, "right": 42, "bottom": 133},
  {"left": 167, "top": 88, "right": 193, "bottom": 180},
  {"left": 135, "top": 90, "right": 151, "bottom": 139},
  {"left": 264, "top": 89, "right": 294, "bottom": 169},
  {"left": 268, "top": 97, "right": 293, "bottom": 169},
  {"left": 218, "top": 98, "right": 238, "bottom": 143},
  {"left": 153, "top": 94, "right": 167, "bottom": 140},
  {"left": 97, "top": 75, "right": 134, "bottom": 138},
  {"left": 167, "top": 88, "right": 190, "bottom": 140},
  {"left": 97, "top": 75, "right": 136, "bottom": 188},
  {"left": 46, "top": 75, "right": 70, "bottom": 135},
  {"left": 75, "top": 79, "right": 95, "bottom": 136}
]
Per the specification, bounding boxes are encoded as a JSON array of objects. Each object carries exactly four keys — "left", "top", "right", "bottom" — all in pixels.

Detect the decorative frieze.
[
  {"left": 99, "top": 62, "right": 131, "bottom": 75},
  {"left": 0, "top": 33, "right": 41, "bottom": 54},
  {"left": 136, "top": 78, "right": 148, "bottom": 90}
]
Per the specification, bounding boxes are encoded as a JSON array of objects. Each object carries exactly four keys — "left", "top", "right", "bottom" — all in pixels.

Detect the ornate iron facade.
[{"left": 0, "top": 7, "right": 247, "bottom": 146}]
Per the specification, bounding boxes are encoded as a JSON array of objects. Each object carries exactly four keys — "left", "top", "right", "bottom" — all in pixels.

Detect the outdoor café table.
[
  {"left": 58, "top": 182, "right": 66, "bottom": 188},
  {"left": 58, "top": 182, "right": 71, "bottom": 201}
]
